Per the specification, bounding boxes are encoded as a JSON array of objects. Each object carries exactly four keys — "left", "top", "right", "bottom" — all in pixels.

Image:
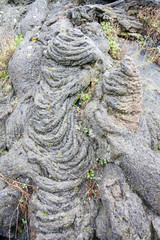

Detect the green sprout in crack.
[
  {"left": 22, "top": 218, "right": 27, "bottom": 225},
  {"left": 72, "top": 95, "right": 80, "bottom": 109},
  {"left": 22, "top": 183, "right": 27, "bottom": 189},
  {"left": 81, "top": 93, "right": 90, "bottom": 101},
  {"left": 86, "top": 169, "right": 95, "bottom": 180},
  {"left": 98, "top": 159, "right": 107, "bottom": 165},
  {"left": 5, "top": 84, "right": 12, "bottom": 93},
  {"left": 0, "top": 150, "right": 7, "bottom": 156},
  {"left": 43, "top": 211, "right": 48, "bottom": 216},
  {"left": 14, "top": 34, "right": 23, "bottom": 48},
  {"left": 101, "top": 21, "right": 121, "bottom": 60},
  {"left": 83, "top": 127, "right": 89, "bottom": 135}
]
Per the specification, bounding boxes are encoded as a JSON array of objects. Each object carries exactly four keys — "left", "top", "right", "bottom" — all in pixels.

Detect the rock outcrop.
[{"left": 0, "top": 0, "right": 160, "bottom": 239}]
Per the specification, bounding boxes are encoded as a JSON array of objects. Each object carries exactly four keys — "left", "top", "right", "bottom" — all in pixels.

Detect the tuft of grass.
[{"left": 101, "top": 21, "right": 121, "bottom": 60}]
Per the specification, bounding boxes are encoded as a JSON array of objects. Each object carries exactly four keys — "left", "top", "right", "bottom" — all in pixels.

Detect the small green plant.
[
  {"left": 0, "top": 69, "right": 8, "bottom": 80},
  {"left": 14, "top": 34, "right": 23, "bottom": 48},
  {"left": 73, "top": 89, "right": 92, "bottom": 110},
  {"left": 22, "top": 183, "right": 27, "bottom": 189},
  {"left": 81, "top": 93, "right": 90, "bottom": 102},
  {"left": 101, "top": 21, "right": 121, "bottom": 60},
  {"left": 84, "top": 227, "right": 88, "bottom": 232},
  {"left": 86, "top": 169, "right": 95, "bottom": 180},
  {"left": 21, "top": 218, "right": 27, "bottom": 225},
  {"left": 0, "top": 150, "right": 7, "bottom": 156},
  {"left": 98, "top": 159, "right": 107, "bottom": 165},
  {"left": 5, "top": 84, "right": 12, "bottom": 93},
  {"left": 155, "top": 141, "right": 160, "bottom": 152},
  {"left": 137, "top": 37, "right": 146, "bottom": 47},
  {"left": 43, "top": 211, "right": 48, "bottom": 216},
  {"left": 72, "top": 95, "right": 80, "bottom": 108},
  {"left": 155, "top": 149, "right": 160, "bottom": 152},
  {"left": 83, "top": 127, "right": 89, "bottom": 135}
]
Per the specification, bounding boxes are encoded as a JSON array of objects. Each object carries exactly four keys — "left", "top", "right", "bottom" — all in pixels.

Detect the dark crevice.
[
  {"left": 150, "top": 222, "right": 158, "bottom": 240},
  {"left": 92, "top": 229, "right": 101, "bottom": 240},
  {"left": 94, "top": 0, "right": 117, "bottom": 3},
  {"left": 0, "top": 237, "right": 10, "bottom": 240}
]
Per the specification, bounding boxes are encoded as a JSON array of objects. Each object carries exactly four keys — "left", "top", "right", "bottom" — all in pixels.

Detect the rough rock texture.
[
  {"left": 0, "top": 93, "right": 12, "bottom": 151},
  {"left": 0, "top": 3, "right": 28, "bottom": 35},
  {"left": 8, "top": 34, "right": 42, "bottom": 98},
  {"left": 8, "top": 0, "right": 35, "bottom": 5},
  {"left": 0, "top": 1, "right": 160, "bottom": 240},
  {"left": 20, "top": 0, "right": 48, "bottom": 35},
  {"left": 102, "top": 57, "right": 142, "bottom": 130},
  {"left": 152, "top": 215, "right": 160, "bottom": 239},
  {"left": 0, "top": 182, "right": 20, "bottom": 239},
  {"left": 96, "top": 164, "right": 151, "bottom": 240}
]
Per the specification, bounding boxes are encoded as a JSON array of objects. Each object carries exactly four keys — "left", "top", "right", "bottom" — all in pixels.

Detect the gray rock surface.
[
  {"left": 8, "top": 33, "right": 42, "bottom": 98},
  {"left": 0, "top": 4, "right": 27, "bottom": 35},
  {"left": 6, "top": 91, "right": 34, "bottom": 148},
  {"left": 8, "top": 0, "right": 35, "bottom": 5},
  {"left": 96, "top": 164, "right": 151, "bottom": 240},
  {"left": 0, "top": 1, "right": 160, "bottom": 240},
  {"left": 0, "top": 94, "right": 12, "bottom": 151},
  {"left": 20, "top": 0, "right": 48, "bottom": 35},
  {"left": 0, "top": 181, "right": 20, "bottom": 239},
  {"left": 152, "top": 215, "right": 160, "bottom": 239}
]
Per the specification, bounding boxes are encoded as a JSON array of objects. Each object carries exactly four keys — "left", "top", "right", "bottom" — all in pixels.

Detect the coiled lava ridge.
[
  {"left": 102, "top": 56, "right": 142, "bottom": 130},
  {"left": 0, "top": 27, "right": 106, "bottom": 239},
  {"left": 24, "top": 29, "right": 103, "bottom": 239},
  {"left": 0, "top": 2, "right": 160, "bottom": 239}
]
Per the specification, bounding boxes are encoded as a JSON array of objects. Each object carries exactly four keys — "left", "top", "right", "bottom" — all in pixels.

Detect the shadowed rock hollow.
[{"left": 0, "top": 0, "right": 160, "bottom": 239}]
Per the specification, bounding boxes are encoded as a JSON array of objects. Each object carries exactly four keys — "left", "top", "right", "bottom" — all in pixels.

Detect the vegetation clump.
[
  {"left": 138, "top": 5, "right": 160, "bottom": 44},
  {"left": 86, "top": 169, "right": 95, "bottom": 180},
  {"left": 137, "top": 5, "right": 160, "bottom": 65},
  {"left": 0, "top": 33, "right": 23, "bottom": 94},
  {"left": 83, "top": 169, "right": 100, "bottom": 202},
  {"left": 101, "top": 21, "right": 121, "bottom": 60}
]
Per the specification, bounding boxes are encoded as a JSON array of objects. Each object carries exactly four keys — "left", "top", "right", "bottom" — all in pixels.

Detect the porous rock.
[
  {"left": 102, "top": 56, "right": 142, "bottom": 130},
  {"left": 85, "top": 56, "right": 160, "bottom": 216},
  {"left": 8, "top": 33, "right": 42, "bottom": 99},
  {"left": 0, "top": 94, "right": 12, "bottom": 151},
  {"left": 0, "top": 181, "right": 20, "bottom": 239},
  {"left": 0, "top": 0, "right": 160, "bottom": 239},
  {"left": 20, "top": 0, "right": 48, "bottom": 35},
  {"left": 96, "top": 164, "right": 151, "bottom": 240},
  {"left": 152, "top": 215, "right": 160, "bottom": 239},
  {"left": 0, "top": 4, "right": 109, "bottom": 238}
]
